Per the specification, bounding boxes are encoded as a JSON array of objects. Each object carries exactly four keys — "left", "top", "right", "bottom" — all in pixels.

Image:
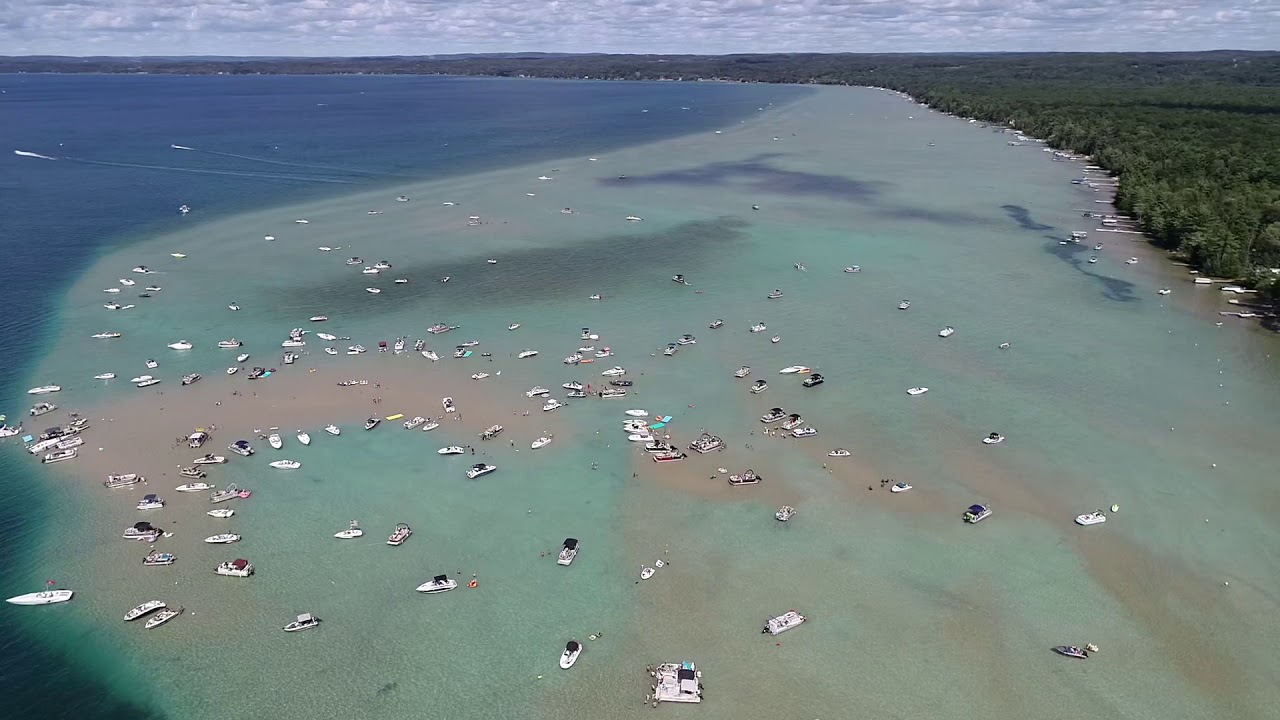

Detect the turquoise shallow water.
[{"left": 5, "top": 84, "right": 1280, "bottom": 720}]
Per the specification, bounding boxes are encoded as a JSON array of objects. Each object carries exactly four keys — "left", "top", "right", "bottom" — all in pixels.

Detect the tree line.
[{"left": 7, "top": 52, "right": 1279, "bottom": 291}]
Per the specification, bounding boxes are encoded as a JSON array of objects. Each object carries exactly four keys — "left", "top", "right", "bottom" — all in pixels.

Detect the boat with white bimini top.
[
  {"left": 135, "top": 494, "right": 164, "bottom": 510},
  {"left": 204, "top": 533, "right": 241, "bottom": 544},
  {"left": 640, "top": 567, "right": 655, "bottom": 580},
  {"left": 601, "top": 366, "right": 626, "bottom": 377},
  {"left": 689, "top": 433, "right": 725, "bottom": 454},
  {"left": 404, "top": 416, "right": 426, "bottom": 430},
  {"left": 334, "top": 521, "right": 363, "bottom": 539},
  {"left": 600, "top": 388, "right": 627, "bottom": 398},
  {"left": 907, "top": 387, "right": 929, "bottom": 396},
  {"left": 387, "top": 523, "right": 413, "bottom": 546},
  {"left": 284, "top": 613, "right": 322, "bottom": 632},
  {"left": 734, "top": 366, "right": 751, "bottom": 378},
  {"left": 438, "top": 446, "right": 466, "bottom": 455},
  {"left": 651, "top": 661, "right": 702, "bottom": 704},
  {"left": 466, "top": 463, "right": 497, "bottom": 479},
  {"left": 749, "top": 379, "right": 768, "bottom": 393},
  {"left": 767, "top": 289, "right": 784, "bottom": 299},
  {"left": 560, "top": 640, "right": 582, "bottom": 669},
  {"left": 124, "top": 600, "right": 166, "bottom": 621},
  {"left": 30, "top": 401, "right": 58, "bottom": 416},
  {"left": 542, "top": 399, "right": 565, "bottom": 412},
  {"left": 898, "top": 300, "right": 911, "bottom": 310},
  {"left": 791, "top": 427, "right": 817, "bottom": 438},
  {"left": 217, "top": 339, "right": 243, "bottom": 349},
  {"left": 215, "top": 559, "right": 253, "bottom": 577},
  {"left": 763, "top": 610, "right": 806, "bottom": 635},
  {"left": 557, "top": 538, "right": 579, "bottom": 566},
  {"left": 1075, "top": 510, "right": 1107, "bottom": 526},
  {"left": 775, "top": 505, "right": 796, "bottom": 521},
  {"left": 416, "top": 574, "right": 458, "bottom": 594},
  {"left": 269, "top": 460, "right": 301, "bottom": 470}
]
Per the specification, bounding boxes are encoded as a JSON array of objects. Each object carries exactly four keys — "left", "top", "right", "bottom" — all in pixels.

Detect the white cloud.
[{"left": 0, "top": 0, "right": 1274, "bottom": 55}]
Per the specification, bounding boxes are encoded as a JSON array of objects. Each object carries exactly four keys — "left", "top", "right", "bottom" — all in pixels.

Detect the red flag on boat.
[{"left": 46, "top": 580, "right": 56, "bottom": 586}]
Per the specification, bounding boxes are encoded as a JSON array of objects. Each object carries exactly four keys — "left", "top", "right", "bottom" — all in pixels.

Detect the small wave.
[{"left": 14, "top": 150, "right": 56, "bottom": 160}]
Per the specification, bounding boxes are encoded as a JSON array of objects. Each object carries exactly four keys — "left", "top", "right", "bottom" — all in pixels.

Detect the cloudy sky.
[{"left": 1, "top": 0, "right": 1275, "bottom": 56}]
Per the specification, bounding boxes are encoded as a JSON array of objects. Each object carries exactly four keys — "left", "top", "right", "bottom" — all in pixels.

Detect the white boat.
[
  {"left": 366, "top": 287, "right": 381, "bottom": 294},
  {"left": 284, "top": 613, "right": 322, "bottom": 632},
  {"left": 791, "top": 427, "right": 817, "bottom": 438},
  {"left": 827, "top": 449, "right": 851, "bottom": 457},
  {"left": 844, "top": 266, "right": 861, "bottom": 273},
  {"left": 907, "top": 387, "right": 929, "bottom": 396},
  {"left": 135, "top": 378, "right": 161, "bottom": 388},
  {"left": 94, "top": 373, "right": 116, "bottom": 380},
  {"left": 525, "top": 386, "right": 550, "bottom": 398},
  {"left": 104, "top": 287, "right": 120, "bottom": 293},
  {"left": 226, "top": 367, "right": 239, "bottom": 375},
  {"left": 404, "top": 416, "right": 426, "bottom": 430},
  {"left": 91, "top": 332, "right": 123, "bottom": 339},
  {"left": 625, "top": 215, "right": 643, "bottom": 222},
  {"left": 387, "top": 523, "right": 413, "bottom": 546},
  {"left": 466, "top": 463, "right": 496, "bottom": 479},
  {"left": 27, "top": 385, "right": 61, "bottom": 395},
  {"left": 531, "top": 436, "right": 553, "bottom": 449},
  {"left": 281, "top": 339, "right": 306, "bottom": 348},
  {"left": 124, "top": 600, "right": 166, "bottom": 621},
  {"left": 750, "top": 322, "right": 767, "bottom": 333},
  {"left": 898, "top": 300, "right": 911, "bottom": 310},
  {"left": 778, "top": 366, "right": 809, "bottom": 374},
  {"left": 767, "top": 289, "right": 784, "bottom": 299},
  {"left": 600, "top": 366, "right": 626, "bottom": 377},
  {"left": 294, "top": 218, "right": 309, "bottom": 224},
  {"left": 438, "top": 446, "right": 465, "bottom": 455},
  {"left": 421, "top": 422, "right": 440, "bottom": 432},
  {"left": 228, "top": 303, "right": 240, "bottom": 311},
  {"left": 508, "top": 323, "right": 520, "bottom": 330},
  {"left": 640, "top": 567, "right": 655, "bottom": 580},
  {"left": 415, "top": 574, "right": 458, "bottom": 594},
  {"left": 142, "top": 551, "right": 175, "bottom": 567},
  {"left": 775, "top": 506, "right": 796, "bottom": 521},
  {"left": 964, "top": 504, "right": 993, "bottom": 523},
  {"left": 167, "top": 341, "right": 192, "bottom": 350},
  {"left": 938, "top": 326, "right": 955, "bottom": 338},
  {"left": 763, "top": 610, "right": 806, "bottom": 635},
  {"left": 42, "top": 448, "right": 78, "bottom": 464},
  {"left": 215, "top": 559, "right": 253, "bottom": 577},
  {"left": 324, "top": 425, "right": 340, "bottom": 436},
  {"left": 269, "top": 460, "right": 301, "bottom": 470},
  {"left": 316, "top": 333, "right": 337, "bottom": 341},
  {"left": 625, "top": 409, "right": 649, "bottom": 417},
  {"left": 204, "top": 534, "right": 241, "bottom": 544},
  {"left": 1158, "top": 288, "right": 1171, "bottom": 296},
  {"left": 217, "top": 339, "right": 242, "bottom": 348},
  {"left": 175, "top": 482, "right": 214, "bottom": 492},
  {"left": 557, "top": 538, "right": 579, "bottom": 566},
  {"left": 982, "top": 433, "right": 1005, "bottom": 445},
  {"left": 268, "top": 433, "right": 283, "bottom": 449},
  {"left": 104, "top": 473, "right": 142, "bottom": 489},
  {"left": 362, "top": 267, "right": 380, "bottom": 275},
  {"left": 442, "top": 397, "right": 456, "bottom": 413},
  {"left": 334, "top": 520, "right": 363, "bottom": 539},
  {"left": 236, "top": 353, "right": 249, "bottom": 363},
  {"left": 734, "top": 366, "right": 751, "bottom": 378},
  {"left": 297, "top": 431, "right": 311, "bottom": 445},
  {"left": 471, "top": 372, "right": 490, "bottom": 380},
  {"left": 135, "top": 494, "right": 164, "bottom": 510},
  {"left": 119, "top": 278, "right": 136, "bottom": 286},
  {"left": 890, "top": 482, "right": 912, "bottom": 493},
  {"left": 207, "top": 508, "right": 235, "bottom": 518},
  {"left": 517, "top": 349, "right": 538, "bottom": 359},
  {"left": 192, "top": 454, "right": 225, "bottom": 465},
  {"left": 749, "top": 380, "right": 768, "bottom": 393},
  {"left": 1125, "top": 257, "right": 1138, "bottom": 265},
  {"left": 422, "top": 350, "right": 439, "bottom": 361},
  {"left": 6, "top": 587, "right": 74, "bottom": 606},
  {"left": 560, "top": 640, "right": 582, "bottom": 669},
  {"left": 1075, "top": 511, "right": 1107, "bottom": 526},
  {"left": 347, "top": 345, "right": 366, "bottom": 355}
]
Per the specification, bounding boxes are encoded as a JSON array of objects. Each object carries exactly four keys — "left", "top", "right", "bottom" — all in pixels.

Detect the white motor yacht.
[
  {"left": 531, "top": 436, "right": 553, "bottom": 449},
  {"left": 324, "top": 425, "right": 340, "bottom": 436},
  {"left": 517, "top": 349, "right": 538, "bottom": 359},
  {"left": 600, "top": 366, "right": 626, "bottom": 377},
  {"left": 404, "top": 416, "right": 426, "bottom": 430},
  {"left": 167, "top": 341, "right": 192, "bottom": 350},
  {"left": 639, "top": 567, "right": 655, "bottom": 580},
  {"left": 204, "top": 534, "right": 241, "bottom": 544},
  {"left": 938, "top": 326, "right": 955, "bottom": 338},
  {"left": 316, "top": 333, "right": 337, "bottom": 341},
  {"left": 175, "top": 482, "right": 214, "bottom": 493},
  {"left": 334, "top": 521, "right": 363, "bottom": 539},
  {"left": 1075, "top": 511, "right": 1107, "bottom": 526},
  {"left": 438, "top": 446, "right": 466, "bottom": 455},
  {"left": 284, "top": 613, "right": 322, "bottom": 632},
  {"left": 415, "top": 574, "right": 458, "bottom": 594},
  {"left": 281, "top": 339, "right": 306, "bottom": 348},
  {"left": 269, "top": 460, "right": 300, "bottom": 470},
  {"left": 763, "top": 610, "right": 807, "bottom": 635},
  {"left": 27, "top": 385, "right": 61, "bottom": 395},
  {"left": 7, "top": 588, "right": 74, "bottom": 606},
  {"left": 124, "top": 600, "right": 166, "bottom": 621},
  {"left": 542, "top": 399, "right": 565, "bottom": 412},
  {"left": 560, "top": 640, "right": 582, "bottom": 669},
  {"left": 297, "top": 431, "right": 311, "bottom": 445},
  {"left": 907, "top": 387, "right": 929, "bottom": 396},
  {"left": 890, "top": 482, "right": 912, "bottom": 493},
  {"left": 466, "top": 463, "right": 496, "bottom": 479}
]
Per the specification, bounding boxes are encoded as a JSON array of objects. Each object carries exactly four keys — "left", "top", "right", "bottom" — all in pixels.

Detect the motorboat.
[
  {"left": 1075, "top": 511, "right": 1107, "bottom": 526},
  {"left": 179, "top": 467, "right": 208, "bottom": 481},
  {"left": 728, "top": 469, "right": 761, "bottom": 486},
  {"left": 91, "top": 332, "right": 123, "bottom": 339},
  {"left": 316, "top": 333, "right": 337, "bottom": 341},
  {"left": 334, "top": 521, "right": 363, "bottom": 539},
  {"left": 652, "top": 450, "right": 687, "bottom": 463},
  {"left": 672, "top": 274, "right": 689, "bottom": 285},
  {"left": 801, "top": 373, "right": 824, "bottom": 387},
  {"left": 27, "top": 385, "right": 60, "bottom": 395},
  {"left": 750, "top": 322, "right": 767, "bottom": 333},
  {"left": 1088, "top": 256, "right": 1098, "bottom": 264},
  {"left": 134, "top": 378, "right": 161, "bottom": 388},
  {"left": 775, "top": 505, "right": 796, "bottom": 522},
  {"left": 580, "top": 328, "right": 596, "bottom": 340},
  {"left": 284, "top": 613, "right": 322, "bottom": 632},
  {"left": 144, "top": 285, "right": 162, "bottom": 292},
  {"left": 518, "top": 349, "right": 539, "bottom": 359},
  {"left": 1053, "top": 646, "right": 1090, "bottom": 660},
  {"left": 466, "top": 463, "right": 497, "bottom": 479},
  {"left": 438, "top": 446, "right": 466, "bottom": 455},
  {"left": 844, "top": 266, "right": 861, "bottom": 273},
  {"left": 416, "top": 574, "right": 458, "bottom": 593},
  {"left": 104, "top": 302, "right": 123, "bottom": 310},
  {"left": 562, "top": 381, "right": 584, "bottom": 391},
  {"left": 395, "top": 278, "right": 408, "bottom": 284},
  {"left": 1158, "top": 288, "right": 1171, "bottom": 296},
  {"left": 281, "top": 339, "right": 306, "bottom": 348},
  {"left": 426, "top": 323, "right": 457, "bottom": 335},
  {"left": 688, "top": 432, "right": 726, "bottom": 453},
  {"left": 763, "top": 610, "right": 806, "bottom": 635},
  {"left": 454, "top": 347, "right": 469, "bottom": 358},
  {"left": 143, "top": 552, "right": 176, "bottom": 566},
  {"left": 709, "top": 319, "right": 724, "bottom": 329},
  {"left": 421, "top": 421, "right": 440, "bottom": 432},
  {"left": 625, "top": 409, "right": 649, "bottom": 417},
  {"left": 677, "top": 334, "right": 696, "bottom": 346},
  {"left": 393, "top": 338, "right": 406, "bottom": 353},
  {"left": 119, "top": 278, "right": 136, "bottom": 286},
  {"left": 422, "top": 350, "right": 439, "bottom": 361},
  {"left": 282, "top": 352, "right": 297, "bottom": 365},
  {"left": 560, "top": 640, "right": 582, "bottom": 669},
  {"left": 594, "top": 347, "right": 613, "bottom": 358},
  {"left": 364, "top": 417, "right": 381, "bottom": 431},
  {"left": 640, "top": 567, "right": 655, "bottom": 580},
  {"left": 136, "top": 494, "right": 164, "bottom": 510},
  {"left": 1125, "top": 257, "right": 1138, "bottom": 265},
  {"left": 42, "top": 448, "right": 78, "bottom": 464},
  {"left": 175, "top": 482, "right": 214, "bottom": 493},
  {"left": 982, "top": 433, "right": 1005, "bottom": 445},
  {"left": 767, "top": 289, "right": 784, "bottom": 299},
  {"left": 229, "top": 440, "right": 254, "bottom": 456},
  {"left": 827, "top": 449, "right": 851, "bottom": 457},
  {"left": 442, "top": 397, "right": 456, "bottom": 413},
  {"left": 781, "top": 414, "right": 804, "bottom": 430},
  {"left": 30, "top": 402, "right": 57, "bottom": 416},
  {"left": 215, "top": 559, "right": 253, "bottom": 577},
  {"left": 600, "top": 366, "right": 626, "bottom": 377},
  {"left": 124, "top": 600, "right": 166, "bottom": 621},
  {"left": 542, "top": 399, "right": 565, "bottom": 412},
  {"left": 192, "top": 454, "right": 225, "bottom": 465},
  {"left": 324, "top": 425, "right": 340, "bottom": 436},
  {"left": 907, "top": 387, "right": 929, "bottom": 396},
  {"left": 963, "top": 504, "right": 992, "bottom": 523},
  {"left": 663, "top": 343, "right": 679, "bottom": 356},
  {"left": 0, "top": 423, "right": 23, "bottom": 438},
  {"left": 600, "top": 388, "right": 627, "bottom": 398},
  {"left": 749, "top": 379, "right": 768, "bottom": 394},
  {"left": 760, "top": 407, "right": 787, "bottom": 423},
  {"left": 123, "top": 522, "right": 162, "bottom": 541},
  {"left": 207, "top": 508, "right": 234, "bottom": 518},
  {"left": 898, "top": 300, "right": 911, "bottom": 310},
  {"left": 167, "top": 341, "right": 192, "bottom": 350},
  {"left": 387, "top": 523, "right": 413, "bottom": 546},
  {"left": 347, "top": 345, "right": 366, "bottom": 355},
  {"left": 734, "top": 366, "right": 752, "bottom": 378},
  {"left": 608, "top": 379, "right": 633, "bottom": 387},
  {"left": 890, "top": 482, "right": 912, "bottom": 493},
  {"left": 54, "top": 436, "right": 84, "bottom": 451},
  {"left": 557, "top": 538, "right": 579, "bottom": 566},
  {"left": 625, "top": 215, "right": 643, "bottom": 222},
  {"left": 236, "top": 353, "right": 249, "bottom": 363},
  {"left": 205, "top": 533, "right": 241, "bottom": 544},
  {"left": 104, "top": 473, "right": 143, "bottom": 489},
  {"left": 938, "top": 326, "right": 955, "bottom": 338},
  {"left": 181, "top": 373, "right": 201, "bottom": 386},
  {"left": 508, "top": 323, "right": 521, "bottom": 331},
  {"left": 269, "top": 460, "right": 300, "bottom": 470},
  {"left": 404, "top": 416, "right": 426, "bottom": 430},
  {"left": 525, "top": 386, "right": 551, "bottom": 398},
  {"left": 93, "top": 372, "right": 116, "bottom": 380},
  {"left": 778, "top": 365, "right": 809, "bottom": 374},
  {"left": 7, "top": 587, "right": 74, "bottom": 606},
  {"left": 297, "top": 431, "right": 311, "bottom": 445},
  {"left": 228, "top": 303, "right": 240, "bottom": 311}
]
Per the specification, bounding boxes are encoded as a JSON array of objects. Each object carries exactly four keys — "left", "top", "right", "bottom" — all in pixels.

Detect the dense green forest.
[{"left": 6, "top": 52, "right": 1279, "bottom": 290}]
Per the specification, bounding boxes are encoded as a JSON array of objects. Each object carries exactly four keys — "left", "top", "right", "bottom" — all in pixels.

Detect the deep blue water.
[{"left": 0, "top": 74, "right": 807, "bottom": 719}]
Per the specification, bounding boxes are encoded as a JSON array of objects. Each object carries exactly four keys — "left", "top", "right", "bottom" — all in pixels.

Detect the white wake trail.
[{"left": 14, "top": 150, "right": 57, "bottom": 160}]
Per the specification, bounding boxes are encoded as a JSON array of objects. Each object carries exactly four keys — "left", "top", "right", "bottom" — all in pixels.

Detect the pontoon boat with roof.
[
  {"left": 143, "top": 552, "right": 176, "bottom": 566},
  {"left": 404, "top": 416, "right": 426, "bottom": 430},
  {"left": 542, "top": 399, "right": 565, "bottom": 412},
  {"left": 791, "top": 427, "right": 817, "bottom": 438},
  {"left": 963, "top": 504, "right": 992, "bottom": 523},
  {"left": 42, "top": 448, "right": 78, "bottom": 464},
  {"left": 284, "top": 613, "right": 321, "bottom": 632},
  {"left": 729, "top": 469, "right": 761, "bottom": 485},
  {"left": 749, "top": 379, "right": 768, "bottom": 393},
  {"left": 215, "top": 559, "right": 253, "bottom": 577},
  {"left": 801, "top": 373, "right": 824, "bottom": 387},
  {"left": 1075, "top": 511, "right": 1107, "bottom": 526},
  {"left": 689, "top": 433, "right": 725, "bottom": 453},
  {"left": 387, "top": 523, "right": 413, "bottom": 546},
  {"left": 650, "top": 661, "right": 702, "bottom": 704}
]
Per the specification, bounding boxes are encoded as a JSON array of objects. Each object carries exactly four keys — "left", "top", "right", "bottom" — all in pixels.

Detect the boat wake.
[
  {"left": 61, "top": 157, "right": 359, "bottom": 184},
  {"left": 170, "top": 144, "right": 195, "bottom": 150},
  {"left": 168, "top": 144, "right": 399, "bottom": 177},
  {"left": 14, "top": 150, "right": 56, "bottom": 160}
]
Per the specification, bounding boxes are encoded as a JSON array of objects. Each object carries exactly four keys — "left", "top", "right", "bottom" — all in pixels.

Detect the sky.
[{"left": 0, "top": 0, "right": 1276, "bottom": 57}]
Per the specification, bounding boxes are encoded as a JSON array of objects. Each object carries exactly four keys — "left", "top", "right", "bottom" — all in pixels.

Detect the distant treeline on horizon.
[{"left": 6, "top": 51, "right": 1279, "bottom": 295}]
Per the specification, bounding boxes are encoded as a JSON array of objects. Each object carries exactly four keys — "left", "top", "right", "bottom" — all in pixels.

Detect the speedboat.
[
  {"left": 175, "top": 482, "right": 214, "bottom": 493},
  {"left": 844, "top": 266, "right": 861, "bottom": 273},
  {"left": 179, "top": 467, "right": 207, "bottom": 479},
  {"left": 563, "top": 381, "right": 584, "bottom": 391},
  {"left": 760, "top": 408, "right": 787, "bottom": 423},
  {"left": 801, "top": 373, "right": 824, "bottom": 387},
  {"left": 134, "top": 378, "right": 161, "bottom": 388},
  {"left": 588, "top": 294, "right": 602, "bottom": 300},
  {"left": 204, "top": 533, "right": 241, "bottom": 544},
  {"left": 442, "top": 397, "right": 456, "bottom": 413},
  {"left": 347, "top": 345, "right": 366, "bottom": 355},
  {"left": 143, "top": 552, "right": 175, "bottom": 566},
  {"left": 982, "top": 433, "right": 1005, "bottom": 445},
  {"left": 217, "top": 339, "right": 243, "bottom": 349},
  {"left": 1075, "top": 511, "right": 1107, "bottom": 526},
  {"left": 226, "top": 367, "right": 239, "bottom": 375},
  {"left": 395, "top": 278, "right": 408, "bottom": 284},
  {"left": 767, "top": 289, "right": 784, "bottom": 299},
  {"left": 416, "top": 574, "right": 458, "bottom": 593},
  {"left": 119, "top": 278, "right": 136, "bottom": 286},
  {"left": 421, "top": 421, "right": 440, "bottom": 432},
  {"left": 7, "top": 588, "right": 74, "bottom": 606},
  {"left": 625, "top": 409, "right": 648, "bottom": 417},
  {"left": 486, "top": 258, "right": 498, "bottom": 264},
  {"left": 237, "top": 353, "right": 250, "bottom": 363},
  {"left": 1053, "top": 645, "right": 1090, "bottom": 660},
  {"left": 334, "top": 521, "right": 363, "bottom": 539},
  {"left": 542, "top": 399, "right": 565, "bottom": 412},
  {"left": 525, "top": 386, "right": 551, "bottom": 398},
  {"left": 778, "top": 365, "right": 808, "bottom": 374},
  {"left": 600, "top": 388, "right": 627, "bottom": 398},
  {"left": 508, "top": 323, "right": 521, "bottom": 331},
  {"left": 1158, "top": 288, "right": 1171, "bottom": 295},
  {"left": 763, "top": 610, "right": 806, "bottom": 635},
  {"left": 557, "top": 538, "right": 579, "bottom": 566},
  {"left": 640, "top": 567, "right": 655, "bottom": 580},
  {"left": 181, "top": 373, "right": 201, "bottom": 386},
  {"left": 104, "top": 302, "right": 123, "bottom": 310},
  {"left": 267, "top": 432, "right": 282, "bottom": 449},
  {"left": 296, "top": 430, "right": 311, "bottom": 445},
  {"left": 791, "top": 427, "right": 817, "bottom": 438},
  {"left": 438, "top": 446, "right": 466, "bottom": 455},
  {"left": 269, "top": 460, "right": 300, "bottom": 470},
  {"left": 898, "top": 300, "right": 911, "bottom": 310},
  {"left": 91, "top": 332, "right": 123, "bottom": 339},
  {"left": 215, "top": 559, "right": 253, "bottom": 577},
  {"left": 466, "top": 463, "right": 497, "bottom": 479},
  {"left": 316, "top": 332, "right": 338, "bottom": 341},
  {"left": 192, "top": 454, "right": 225, "bottom": 465},
  {"left": 749, "top": 379, "right": 768, "bottom": 393},
  {"left": 775, "top": 505, "right": 796, "bottom": 522},
  {"left": 1125, "top": 257, "right": 1138, "bottom": 265},
  {"left": 124, "top": 600, "right": 166, "bottom": 621},
  {"left": 907, "top": 387, "right": 929, "bottom": 396},
  {"left": 324, "top": 425, "right": 340, "bottom": 436},
  {"left": 600, "top": 366, "right": 626, "bottom": 377},
  {"left": 228, "top": 303, "right": 240, "bottom": 311},
  {"left": 364, "top": 417, "right": 381, "bottom": 431},
  {"left": 663, "top": 343, "right": 678, "bottom": 356},
  {"left": 281, "top": 339, "right": 306, "bottom": 348},
  {"left": 518, "top": 349, "right": 538, "bottom": 359},
  {"left": 404, "top": 416, "right": 426, "bottom": 430},
  {"left": 963, "top": 504, "right": 992, "bottom": 523},
  {"left": 677, "top": 334, "right": 696, "bottom": 345},
  {"left": 366, "top": 287, "right": 381, "bottom": 294},
  {"left": 771, "top": 335, "right": 780, "bottom": 343},
  {"left": 144, "top": 285, "right": 162, "bottom": 292},
  {"left": 422, "top": 350, "right": 439, "bottom": 361},
  {"left": 1088, "top": 256, "right": 1098, "bottom": 264},
  {"left": 794, "top": 262, "right": 806, "bottom": 271},
  {"left": 827, "top": 449, "right": 851, "bottom": 457},
  {"left": 104, "top": 473, "right": 143, "bottom": 489},
  {"left": 167, "top": 341, "right": 192, "bottom": 350},
  {"left": 560, "top": 640, "right": 582, "bottom": 669},
  {"left": 890, "top": 482, "right": 912, "bottom": 493},
  {"left": 27, "top": 385, "right": 60, "bottom": 395},
  {"left": 387, "top": 523, "right": 413, "bottom": 546},
  {"left": 532, "top": 436, "right": 553, "bottom": 449},
  {"left": 938, "top": 326, "right": 955, "bottom": 338},
  {"left": 284, "top": 613, "right": 322, "bottom": 632},
  {"left": 672, "top": 274, "right": 689, "bottom": 285},
  {"left": 781, "top": 414, "right": 804, "bottom": 430},
  {"left": 709, "top": 319, "right": 724, "bottom": 329},
  {"left": 229, "top": 440, "right": 254, "bottom": 456},
  {"left": 136, "top": 494, "right": 164, "bottom": 510},
  {"left": 123, "top": 522, "right": 162, "bottom": 541},
  {"left": 207, "top": 508, "right": 235, "bottom": 518}
]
